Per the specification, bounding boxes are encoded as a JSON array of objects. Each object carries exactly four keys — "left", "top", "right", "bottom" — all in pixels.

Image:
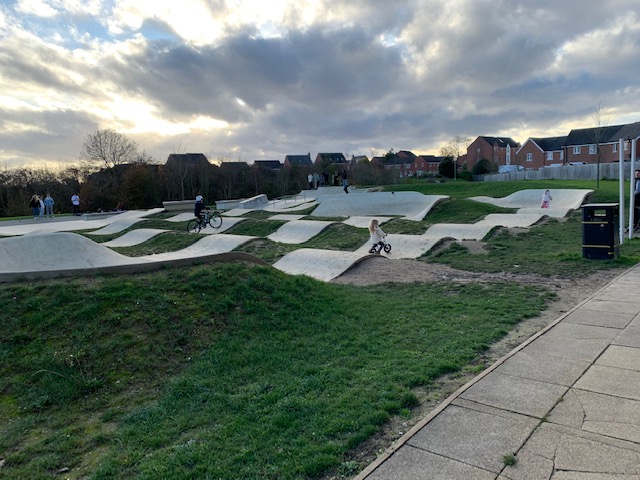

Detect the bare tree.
[
  {"left": 440, "top": 136, "right": 471, "bottom": 179},
  {"left": 80, "top": 129, "right": 140, "bottom": 168}
]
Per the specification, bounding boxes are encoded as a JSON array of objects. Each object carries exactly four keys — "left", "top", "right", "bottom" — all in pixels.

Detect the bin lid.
[{"left": 581, "top": 203, "right": 619, "bottom": 208}]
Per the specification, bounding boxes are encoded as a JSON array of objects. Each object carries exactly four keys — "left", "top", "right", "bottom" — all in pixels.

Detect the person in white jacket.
[{"left": 368, "top": 219, "right": 387, "bottom": 254}]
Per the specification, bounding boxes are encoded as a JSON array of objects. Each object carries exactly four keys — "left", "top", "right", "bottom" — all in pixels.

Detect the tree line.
[{"left": 1, "top": 130, "right": 404, "bottom": 217}]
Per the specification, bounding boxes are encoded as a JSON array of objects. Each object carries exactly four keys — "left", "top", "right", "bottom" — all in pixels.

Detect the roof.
[
  {"left": 479, "top": 136, "right": 520, "bottom": 148},
  {"left": 529, "top": 136, "right": 567, "bottom": 152},
  {"left": 565, "top": 124, "right": 627, "bottom": 146},
  {"left": 253, "top": 160, "right": 282, "bottom": 169},
  {"left": 284, "top": 154, "right": 312, "bottom": 166},
  {"left": 417, "top": 154, "right": 444, "bottom": 163},
  {"left": 165, "top": 153, "right": 210, "bottom": 167},
  {"left": 396, "top": 150, "right": 417, "bottom": 159},
  {"left": 315, "top": 153, "right": 347, "bottom": 164}
]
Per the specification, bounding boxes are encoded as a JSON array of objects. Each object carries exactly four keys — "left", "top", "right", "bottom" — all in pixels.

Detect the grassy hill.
[{"left": 2, "top": 179, "right": 640, "bottom": 479}]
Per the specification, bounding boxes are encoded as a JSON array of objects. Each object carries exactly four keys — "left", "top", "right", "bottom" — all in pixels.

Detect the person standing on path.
[
  {"left": 342, "top": 169, "right": 349, "bottom": 193},
  {"left": 38, "top": 195, "right": 45, "bottom": 218},
  {"left": 71, "top": 193, "right": 80, "bottom": 216},
  {"left": 44, "top": 193, "right": 54, "bottom": 218},
  {"left": 29, "top": 194, "right": 40, "bottom": 219},
  {"left": 541, "top": 189, "right": 552, "bottom": 208}
]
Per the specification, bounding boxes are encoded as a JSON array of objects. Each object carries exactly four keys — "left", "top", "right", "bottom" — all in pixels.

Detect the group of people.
[
  {"left": 26, "top": 192, "right": 82, "bottom": 219},
  {"left": 28, "top": 193, "right": 55, "bottom": 219},
  {"left": 307, "top": 170, "right": 350, "bottom": 194}
]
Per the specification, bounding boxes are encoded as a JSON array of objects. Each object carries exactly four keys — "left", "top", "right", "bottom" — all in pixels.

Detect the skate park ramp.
[
  {"left": 353, "top": 235, "right": 451, "bottom": 260},
  {"left": 272, "top": 248, "right": 372, "bottom": 282},
  {"left": 469, "top": 189, "right": 593, "bottom": 217},
  {"left": 146, "top": 234, "right": 257, "bottom": 261},
  {"left": 102, "top": 229, "right": 168, "bottom": 247},
  {"left": 343, "top": 216, "right": 393, "bottom": 228},
  {"left": 425, "top": 223, "right": 497, "bottom": 241},
  {"left": 310, "top": 192, "right": 448, "bottom": 221},
  {"left": 267, "top": 220, "right": 335, "bottom": 244}
]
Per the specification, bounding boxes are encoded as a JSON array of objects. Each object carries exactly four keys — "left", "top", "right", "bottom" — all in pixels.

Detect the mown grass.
[
  {"left": 0, "top": 264, "right": 552, "bottom": 479},
  {"left": 3, "top": 179, "right": 639, "bottom": 478}
]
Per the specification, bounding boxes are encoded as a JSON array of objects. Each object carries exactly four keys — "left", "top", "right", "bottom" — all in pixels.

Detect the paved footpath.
[{"left": 357, "top": 264, "right": 640, "bottom": 479}]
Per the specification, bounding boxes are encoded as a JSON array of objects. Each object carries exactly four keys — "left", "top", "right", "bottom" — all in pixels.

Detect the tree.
[
  {"left": 472, "top": 158, "right": 496, "bottom": 175},
  {"left": 439, "top": 156, "right": 455, "bottom": 178},
  {"left": 80, "top": 129, "right": 140, "bottom": 168},
  {"left": 440, "top": 136, "right": 471, "bottom": 180}
]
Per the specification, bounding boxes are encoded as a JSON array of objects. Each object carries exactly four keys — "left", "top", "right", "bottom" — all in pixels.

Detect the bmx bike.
[
  {"left": 186, "top": 209, "right": 223, "bottom": 233},
  {"left": 368, "top": 237, "right": 391, "bottom": 254}
]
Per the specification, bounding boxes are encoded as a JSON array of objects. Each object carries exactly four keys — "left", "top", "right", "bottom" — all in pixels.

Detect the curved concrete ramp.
[
  {"left": 469, "top": 189, "right": 593, "bottom": 211},
  {"left": 310, "top": 192, "right": 448, "bottom": 221},
  {"left": 102, "top": 229, "right": 168, "bottom": 247},
  {"left": 354, "top": 234, "right": 451, "bottom": 259},
  {"left": 268, "top": 214, "right": 306, "bottom": 221},
  {"left": 0, "top": 232, "right": 145, "bottom": 273},
  {"left": 343, "top": 216, "right": 393, "bottom": 228},
  {"left": 267, "top": 220, "right": 335, "bottom": 244},
  {"left": 147, "top": 234, "right": 256, "bottom": 260},
  {"left": 165, "top": 212, "right": 195, "bottom": 222},
  {"left": 426, "top": 223, "right": 496, "bottom": 241},
  {"left": 476, "top": 213, "right": 544, "bottom": 228},
  {"left": 87, "top": 217, "right": 148, "bottom": 235},
  {"left": 273, "top": 248, "right": 370, "bottom": 281}
]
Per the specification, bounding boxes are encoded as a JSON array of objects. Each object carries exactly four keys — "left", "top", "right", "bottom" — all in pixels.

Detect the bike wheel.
[
  {"left": 187, "top": 219, "right": 201, "bottom": 233},
  {"left": 208, "top": 214, "right": 222, "bottom": 229},
  {"left": 383, "top": 243, "right": 392, "bottom": 253}
]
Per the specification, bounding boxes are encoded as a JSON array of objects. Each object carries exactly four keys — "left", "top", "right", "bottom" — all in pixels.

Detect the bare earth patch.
[{"left": 327, "top": 256, "right": 626, "bottom": 479}]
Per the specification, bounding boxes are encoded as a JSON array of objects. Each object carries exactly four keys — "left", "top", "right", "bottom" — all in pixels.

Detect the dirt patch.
[{"left": 327, "top": 257, "right": 626, "bottom": 479}]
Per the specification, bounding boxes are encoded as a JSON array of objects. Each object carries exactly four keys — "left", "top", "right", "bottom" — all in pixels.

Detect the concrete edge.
[
  {"left": 353, "top": 264, "right": 637, "bottom": 479},
  {"left": 0, "top": 252, "right": 270, "bottom": 283}
]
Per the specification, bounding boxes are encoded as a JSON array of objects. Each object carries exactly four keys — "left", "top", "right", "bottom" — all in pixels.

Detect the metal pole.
[
  {"left": 619, "top": 138, "right": 624, "bottom": 245},
  {"left": 630, "top": 139, "right": 636, "bottom": 239}
]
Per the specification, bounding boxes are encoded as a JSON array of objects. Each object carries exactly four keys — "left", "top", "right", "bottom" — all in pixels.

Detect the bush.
[
  {"left": 458, "top": 170, "right": 473, "bottom": 181},
  {"left": 472, "top": 158, "right": 497, "bottom": 175}
]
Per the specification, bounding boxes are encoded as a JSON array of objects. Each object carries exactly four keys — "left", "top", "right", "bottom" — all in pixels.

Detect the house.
[
  {"left": 381, "top": 151, "right": 416, "bottom": 177},
  {"left": 314, "top": 153, "right": 347, "bottom": 167},
  {"left": 253, "top": 160, "right": 282, "bottom": 171},
  {"left": 350, "top": 155, "right": 369, "bottom": 165},
  {"left": 465, "top": 137, "right": 520, "bottom": 170},
  {"left": 165, "top": 153, "right": 211, "bottom": 169},
  {"left": 516, "top": 136, "right": 567, "bottom": 169},
  {"left": 411, "top": 155, "right": 443, "bottom": 176},
  {"left": 283, "top": 154, "right": 312, "bottom": 168}
]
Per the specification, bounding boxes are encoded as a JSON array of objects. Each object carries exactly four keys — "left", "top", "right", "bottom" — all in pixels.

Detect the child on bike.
[
  {"left": 368, "top": 219, "right": 387, "bottom": 254},
  {"left": 194, "top": 193, "right": 205, "bottom": 218}
]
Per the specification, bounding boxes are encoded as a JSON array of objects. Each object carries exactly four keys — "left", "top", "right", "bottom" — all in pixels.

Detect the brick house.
[
  {"left": 253, "top": 160, "right": 282, "bottom": 171},
  {"left": 410, "top": 155, "right": 443, "bottom": 176},
  {"left": 516, "top": 137, "right": 567, "bottom": 169},
  {"left": 314, "top": 153, "right": 347, "bottom": 167},
  {"left": 283, "top": 154, "right": 312, "bottom": 168},
  {"left": 465, "top": 137, "right": 520, "bottom": 171}
]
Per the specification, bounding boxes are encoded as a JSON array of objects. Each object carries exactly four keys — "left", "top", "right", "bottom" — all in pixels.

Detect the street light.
[{"left": 454, "top": 156, "right": 457, "bottom": 181}]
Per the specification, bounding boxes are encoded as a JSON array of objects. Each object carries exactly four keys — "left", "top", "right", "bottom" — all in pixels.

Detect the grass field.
[{"left": 1, "top": 179, "right": 640, "bottom": 479}]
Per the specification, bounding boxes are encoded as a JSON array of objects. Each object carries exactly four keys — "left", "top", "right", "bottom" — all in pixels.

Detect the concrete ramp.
[
  {"left": 0, "top": 232, "right": 145, "bottom": 272},
  {"left": 476, "top": 213, "right": 544, "bottom": 228},
  {"left": 311, "top": 192, "right": 448, "bottom": 221},
  {"left": 267, "top": 220, "right": 335, "bottom": 244},
  {"left": 147, "top": 234, "right": 256, "bottom": 260},
  {"left": 426, "top": 223, "right": 496, "bottom": 241},
  {"left": 469, "top": 189, "right": 593, "bottom": 211},
  {"left": 87, "top": 217, "right": 148, "bottom": 235},
  {"left": 165, "top": 212, "right": 195, "bottom": 222},
  {"left": 343, "top": 216, "right": 393, "bottom": 228},
  {"left": 273, "top": 248, "right": 370, "bottom": 281},
  {"left": 354, "top": 234, "right": 451, "bottom": 259},
  {"left": 102, "top": 229, "right": 168, "bottom": 247},
  {"left": 268, "top": 214, "right": 306, "bottom": 221}
]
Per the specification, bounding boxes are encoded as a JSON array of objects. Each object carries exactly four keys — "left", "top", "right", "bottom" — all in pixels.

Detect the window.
[
  {"left": 589, "top": 145, "right": 597, "bottom": 154},
  {"left": 560, "top": 151, "right": 564, "bottom": 160},
  {"left": 613, "top": 143, "right": 617, "bottom": 153},
  {"left": 546, "top": 152, "right": 553, "bottom": 160},
  {"left": 526, "top": 153, "right": 533, "bottom": 162},
  {"left": 625, "top": 142, "right": 629, "bottom": 151},
  {"left": 573, "top": 146, "right": 581, "bottom": 154}
]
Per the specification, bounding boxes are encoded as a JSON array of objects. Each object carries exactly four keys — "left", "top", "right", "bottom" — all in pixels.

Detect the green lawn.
[{"left": 2, "top": 179, "right": 640, "bottom": 479}]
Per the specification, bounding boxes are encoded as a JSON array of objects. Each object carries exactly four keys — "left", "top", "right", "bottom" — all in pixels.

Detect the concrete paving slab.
[
  {"left": 343, "top": 216, "right": 393, "bottom": 228},
  {"left": 406, "top": 404, "right": 539, "bottom": 473},
  {"left": 551, "top": 473, "right": 640, "bottom": 479},
  {"left": 630, "top": 314, "right": 640, "bottom": 328},
  {"left": 521, "top": 335, "right": 610, "bottom": 363},
  {"left": 574, "top": 364, "right": 640, "bottom": 401},
  {"left": 165, "top": 212, "right": 195, "bottom": 222},
  {"left": 578, "top": 298, "right": 640, "bottom": 316},
  {"left": 365, "top": 446, "right": 495, "bottom": 480},
  {"left": 545, "top": 322, "right": 620, "bottom": 341},
  {"left": 506, "top": 424, "right": 640, "bottom": 477},
  {"left": 596, "top": 345, "right": 640, "bottom": 372},
  {"left": 469, "top": 189, "right": 593, "bottom": 211},
  {"left": 272, "top": 248, "right": 370, "bottom": 281},
  {"left": 267, "top": 220, "right": 335, "bottom": 244},
  {"left": 561, "top": 309, "right": 633, "bottom": 329},
  {"left": 612, "top": 326, "right": 640, "bottom": 348},
  {"left": 310, "top": 192, "right": 448, "bottom": 221},
  {"left": 493, "top": 350, "right": 591, "bottom": 387},
  {"left": 425, "top": 223, "right": 495, "bottom": 241},
  {"left": 102, "top": 229, "right": 168, "bottom": 247},
  {"left": 548, "top": 389, "right": 640, "bottom": 443},
  {"left": 459, "top": 372, "right": 567, "bottom": 418}
]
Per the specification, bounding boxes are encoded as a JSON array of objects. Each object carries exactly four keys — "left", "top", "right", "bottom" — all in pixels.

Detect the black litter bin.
[{"left": 581, "top": 203, "right": 619, "bottom": 260}]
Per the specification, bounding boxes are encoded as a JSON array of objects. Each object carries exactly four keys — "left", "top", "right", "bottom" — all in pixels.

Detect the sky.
[{"left": 1, "top": 0, "right": 640, "bottom": 169}]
